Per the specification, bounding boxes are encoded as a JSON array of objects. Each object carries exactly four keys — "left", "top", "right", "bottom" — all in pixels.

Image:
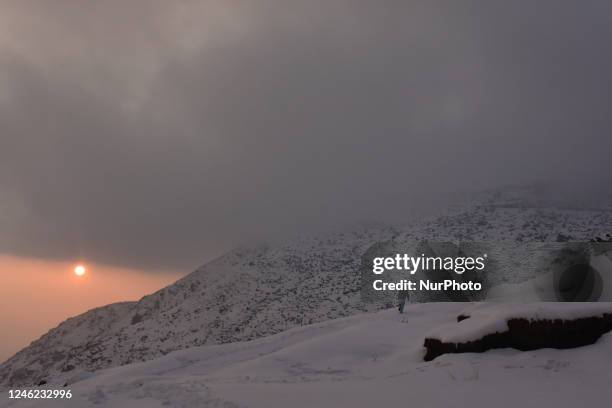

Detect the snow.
[
  {"left": 428, "top": 302, "right": 612, "bottom": 343},
  {"left": 2, "top": 186, "right": 612, "bottom": 390},
  {"left": 2, "top": 303, "right": 612, "bottom": 408}
]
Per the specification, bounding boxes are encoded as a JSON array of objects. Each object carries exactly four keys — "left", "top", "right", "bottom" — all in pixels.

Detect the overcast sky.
[{"left": 1, "top": 1, "right": 611, "bottom": 272}]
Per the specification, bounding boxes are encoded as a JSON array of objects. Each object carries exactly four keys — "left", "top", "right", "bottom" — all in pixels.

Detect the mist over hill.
[{"left": 2, "top": 186, "right": 612, "bottom": 388}]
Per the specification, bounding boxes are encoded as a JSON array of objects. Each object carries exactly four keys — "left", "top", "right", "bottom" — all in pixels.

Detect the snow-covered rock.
[{"left": 424, "top": 303, "right": 612, "bottom": 361}]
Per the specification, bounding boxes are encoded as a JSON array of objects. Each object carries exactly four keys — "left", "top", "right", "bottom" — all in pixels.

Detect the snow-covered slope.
[
  {"left": 0, "top": 227, "right": 396, "bottom": 389},
  {"left": 2, "top": 186, "right": 612, "bottom": 388},
  {"left": 2, "top": 303, "right": 612, "bottom": 408}
]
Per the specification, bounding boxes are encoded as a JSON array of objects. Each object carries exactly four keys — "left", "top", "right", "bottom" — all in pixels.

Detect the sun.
[{"left": 74, "top": 264, "right": 87, "bottom": 277}]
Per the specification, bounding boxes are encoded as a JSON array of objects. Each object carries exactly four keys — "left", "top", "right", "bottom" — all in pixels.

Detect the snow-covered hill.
[
  {"left": 2, "top": 186, "right": 612, "bottom": 388},
  {"left": 0, "top": 226, "right": 396, "bottom": 389},
  {"left": 2, "top": 303, "right": 612, "bottom": 408}
]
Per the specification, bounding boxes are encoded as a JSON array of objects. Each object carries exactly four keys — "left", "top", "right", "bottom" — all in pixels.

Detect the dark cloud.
[{"left": 1, "top": 1, "right": 611, "bottom": 271}]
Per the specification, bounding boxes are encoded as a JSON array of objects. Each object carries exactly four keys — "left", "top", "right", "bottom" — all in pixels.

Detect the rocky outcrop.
[{"left": 424, "top": 313, "right": 612, "bottom": 361}]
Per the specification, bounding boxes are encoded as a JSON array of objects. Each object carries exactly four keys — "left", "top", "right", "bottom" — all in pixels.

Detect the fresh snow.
[
  {"left": 428, "top": 302, "right": 612, "bottom": 343},
  {"left": 2, "top": 303, "right": 612, "bottom": 408},
  {"left": 2, "top": 186, "right": 612, "bottom": 389}
]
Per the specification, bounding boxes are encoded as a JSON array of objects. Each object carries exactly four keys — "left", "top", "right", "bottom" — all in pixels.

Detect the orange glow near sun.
[
  {"left": 0, "top": 254, "right": 183, "bottom": 363},
  {"left": 74, "top": 264, "right": 87, "bottom": 277}
]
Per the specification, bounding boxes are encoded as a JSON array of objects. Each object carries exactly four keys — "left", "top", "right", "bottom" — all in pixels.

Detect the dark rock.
[
  {"left": 131, "top": 313, "right": 143, "bottom": 325},
  {"left": 555, "top": 233, "right": 572, "bottom": 242},
  {"left": 424, "top": 313, "right": 612, "bottom": 361}
]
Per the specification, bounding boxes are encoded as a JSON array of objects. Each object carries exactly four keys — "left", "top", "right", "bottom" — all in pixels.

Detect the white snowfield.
[{"left": 3, "top": 303, "right": 612, "bottom": 408}]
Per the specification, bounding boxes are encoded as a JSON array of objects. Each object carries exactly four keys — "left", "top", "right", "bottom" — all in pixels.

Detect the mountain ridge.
[{"left": 2, "top": 187, "right": 612, "bottom": 388}]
